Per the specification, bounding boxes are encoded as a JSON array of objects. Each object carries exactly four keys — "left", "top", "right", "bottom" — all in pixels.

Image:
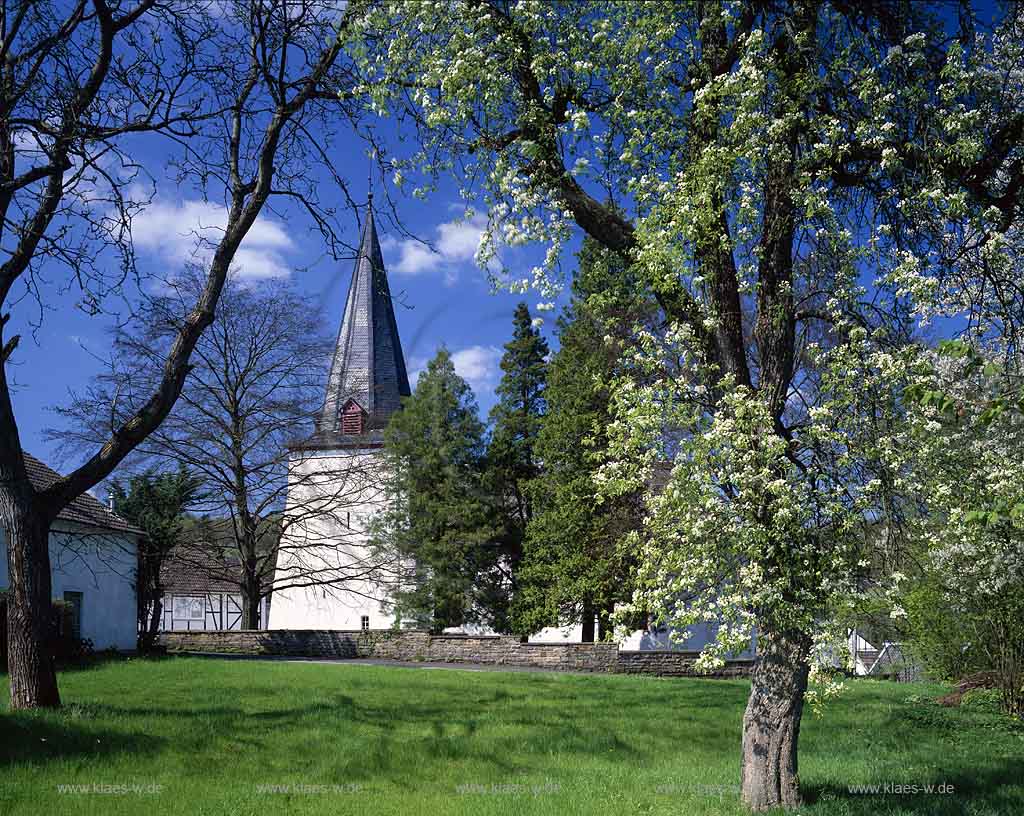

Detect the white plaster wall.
[
  {"left": 269, "top": 446, "right": 397, "bottom": 630},
  {"left": 528, "top": 619, "right": 756, "bottom": 655},
  {"left": 618, "top": 621, "right": 756, "bottom": 657},
  {"left": 0, "top": 523, "right": 138, "bottom": 651},
  {"left": 160, "top": 592, "right": 271, "bottom": 631}
]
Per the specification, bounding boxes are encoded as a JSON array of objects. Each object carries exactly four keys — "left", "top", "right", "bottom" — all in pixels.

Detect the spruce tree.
[
  {"left": 486, "top": 302, "right": 549, "bottom": 628},
  {"left": 512, "top": 240, "right": 653, "bottom": 641},
  {"left": 370, "top": 348, "right": 498, "bottom": 632}
]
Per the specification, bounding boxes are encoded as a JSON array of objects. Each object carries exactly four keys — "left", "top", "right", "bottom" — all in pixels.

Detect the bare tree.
[
  {"left": 56, "top": 271, "right": 398, "bottom": 629},
  {"left": 1, "top": 0, "right": 362, "bottom": 709}
]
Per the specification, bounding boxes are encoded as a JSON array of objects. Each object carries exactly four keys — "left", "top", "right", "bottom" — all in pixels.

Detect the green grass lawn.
[{"left": 1, "top": 657, "right": 1021, "bottom": 816}]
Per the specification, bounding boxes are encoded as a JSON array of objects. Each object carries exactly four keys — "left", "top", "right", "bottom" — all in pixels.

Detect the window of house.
[
  {"left": 342, "top": 400, "right": 365, "bottom": 435},
  {"left": 173, "top": 596, "right": 205, "bottom": 621},
  {"left": 63, "top": 591, "right": 83, "bottom": 640},
  {"left": 360, "top": 615, "right": 370, "bottom": 631}
]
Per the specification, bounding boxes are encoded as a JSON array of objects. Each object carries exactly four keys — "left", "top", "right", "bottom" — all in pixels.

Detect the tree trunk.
[
  {"left": 739, "top": 625, "right": 811, "bottom": 811},
  {"left": 144, "top": 594, "right": 162, "bottom": 651},
  {"left": 580, "top": 600, "right": 595, "bottom": 643},
  {"left": 3, "top": 501, "right": 60, "bottom": 709},
  {"left": 137, "top": 551, "right": 162, "bottom": 651},
  {"left": 241, "top": 574, "right": 261, "bottom": 630}
]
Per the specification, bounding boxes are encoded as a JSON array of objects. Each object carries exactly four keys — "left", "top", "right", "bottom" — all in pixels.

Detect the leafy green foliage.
[
  {"left": 109, "top": 468, "right": 203, "bottom": 650},
  {"left": 485, "top": 302, "right": 549, "bottom": 625},
  {"left": 371, "top": 349, "right": 500, "bottom": 632},
  {"left": 347, "top": 2, "right": 1024, "bottom": 802},
  {"left": 513, "top": 240, "right": 651, "bottom": 639},
  {"left": 895, "top": 352, "right": 1024, "bottom": 716}
]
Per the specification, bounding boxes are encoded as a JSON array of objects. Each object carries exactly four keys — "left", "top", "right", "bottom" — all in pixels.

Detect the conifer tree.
[
  {"left": 371, "top": 349, "right": 498, "bottom": 632},
  {"left": 512, "top": 240, "right": 652, "bottom": 640},
  {"left": 486, "top": 303, "right": 549, "bottom": 627},
  {"left": 109, "top": 468, "right": 203, "bottom": 652}
]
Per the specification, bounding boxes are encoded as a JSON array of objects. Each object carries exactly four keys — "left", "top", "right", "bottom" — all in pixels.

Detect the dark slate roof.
[
  {"left": 22, "top": 453, "right": 143, "bottom": 536},
  {"left": 315, "top": 200, "right": 410, "bottom": 443}
]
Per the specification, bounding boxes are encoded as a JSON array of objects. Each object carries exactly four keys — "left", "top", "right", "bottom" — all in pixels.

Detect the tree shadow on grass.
[
  {"left": 55, "top": 652, "right": 176, "bottom": 675},
  {"left": 805, "top": 758, "right": 1024, "bottom": 815},
  {"left": 63, "top": 687, "right": 709, "bottom": 785},
  {"left": 0, "top": 711, "right": 164, "bottom": 769}
]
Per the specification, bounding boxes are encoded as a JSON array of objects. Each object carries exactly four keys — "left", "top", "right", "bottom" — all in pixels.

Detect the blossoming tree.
[
  {"left": 900, "top": 346, "right": 1024, "bottom": 716},
  {"left": 348, "top": 1, "right": 1024, "bottom": 809}
]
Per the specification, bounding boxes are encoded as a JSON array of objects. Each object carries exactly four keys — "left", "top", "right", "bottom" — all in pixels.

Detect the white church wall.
[
  {"left": 267, "top": 445, "right": 757, "bottom": 657},
  {"left": 0, "top": 523, "right": 138, "bottom": 651},
  {"left": 269, "top": 445, "right": 397, "bottom": 631}
]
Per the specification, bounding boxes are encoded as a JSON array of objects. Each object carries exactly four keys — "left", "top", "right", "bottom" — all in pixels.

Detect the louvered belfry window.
[{"left": 342, "top": 400, "right": 364, "bottom": 435}]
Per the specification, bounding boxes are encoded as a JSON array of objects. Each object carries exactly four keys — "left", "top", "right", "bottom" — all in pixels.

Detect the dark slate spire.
[{"left": 317, "top": 199, "right": 410, "bottom": 440}]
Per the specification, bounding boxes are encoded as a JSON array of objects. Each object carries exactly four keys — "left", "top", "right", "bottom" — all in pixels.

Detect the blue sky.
[
  {"left": 9, "top": 114, "right": 573, "bottom": 472},
  {"left": 14, "top": 0, "right": 1002, "bottom": 474}
]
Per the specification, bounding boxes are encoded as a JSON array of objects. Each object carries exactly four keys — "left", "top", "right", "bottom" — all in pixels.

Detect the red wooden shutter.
[{"left": 342, "top": 401, "right": 364, "bottom": 434}]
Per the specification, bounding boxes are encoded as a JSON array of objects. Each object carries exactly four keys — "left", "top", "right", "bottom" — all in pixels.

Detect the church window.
[
  {"left": 361, "top": 615, "right": 370, "bottom": 631},
  {"left": 342, "top": 401, "right": 364, "bottom": 435}
]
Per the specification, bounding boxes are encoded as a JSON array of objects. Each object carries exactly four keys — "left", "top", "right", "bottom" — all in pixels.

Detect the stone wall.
[
  {"left": 616, "top": 650, "right": 755, "bottom": 678},
  {"left": 162, "top": 629, "right": 363, "bottom": 657},
  {"left": 161, "top": 629, "right": 752, "bottom": 678}
]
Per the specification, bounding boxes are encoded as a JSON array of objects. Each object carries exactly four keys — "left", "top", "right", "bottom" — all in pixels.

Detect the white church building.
[
  {"left": 268, "top": 199, "right": 745, "bottom": 655},
  {"left": 269, "top": 198, "right": 410, "bottom": 632}
]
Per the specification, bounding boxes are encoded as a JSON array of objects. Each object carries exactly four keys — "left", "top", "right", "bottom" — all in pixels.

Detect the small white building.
[
  {"left": 0, "top": 453, "right": 142, "bottom": 651},
  {"left": 848, "top": 630, "right": 919, "bottom": 680},
  {"left": 159, "top": 548, "right": 272, "bottom": 631}
]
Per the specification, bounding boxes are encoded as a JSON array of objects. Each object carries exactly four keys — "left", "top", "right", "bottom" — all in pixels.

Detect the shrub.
[{"left": 905, "top": 573, "right": 1024, "bottom": 717}]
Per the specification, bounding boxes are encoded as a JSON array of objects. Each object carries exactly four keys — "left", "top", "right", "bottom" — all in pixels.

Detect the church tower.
[
  {"left": 316, "top": 199, "right": 411, "bottom": 441},
  {"left": 268, "top": 199, "right": 411, "bottom": 630}
]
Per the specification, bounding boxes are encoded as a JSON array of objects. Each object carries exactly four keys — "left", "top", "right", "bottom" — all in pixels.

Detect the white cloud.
[
  {"left": 409, "top": 344, "right": 503, "bottom": 398},
  {"left": 382, "top": 213, "right": 489, "bottom": 284},
  {"left": 131, "top": 198, "right": 295, "bottom": 279},
  {"left": 450, "top": 345, "right": 503, "bottom": 394}
]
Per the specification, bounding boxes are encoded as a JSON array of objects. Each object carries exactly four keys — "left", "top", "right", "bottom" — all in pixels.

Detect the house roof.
[
  {"left": 314, "top": 197, "right": 410, "bottom": 443},
  {"left": 23, "top": 453, "right": 143, "bottom": 537},
  {"left": 161, "top": 549, "right": 247, "bottom": 595},
  {"left": 160, "top": 517, "right": 279, "bottom": 596}
]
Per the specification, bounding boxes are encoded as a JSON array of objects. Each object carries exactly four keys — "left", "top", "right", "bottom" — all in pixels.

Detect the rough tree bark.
[
  {"left": 1, "top": 317, "right": 61, "bottom": 707},
  {"left": 739, "top": 626, "right": 812, "bottom": 810},
  {"left": 241, "top": 560, "right": 261, "bottom": 630},
  {"left": 3, "top": 498, "right": 60, "bottom": 709}
]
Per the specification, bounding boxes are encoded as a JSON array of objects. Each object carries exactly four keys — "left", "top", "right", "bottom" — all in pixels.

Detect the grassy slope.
[{"left": 0, "top": 657, "right": 1021, "bottom": 816}]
